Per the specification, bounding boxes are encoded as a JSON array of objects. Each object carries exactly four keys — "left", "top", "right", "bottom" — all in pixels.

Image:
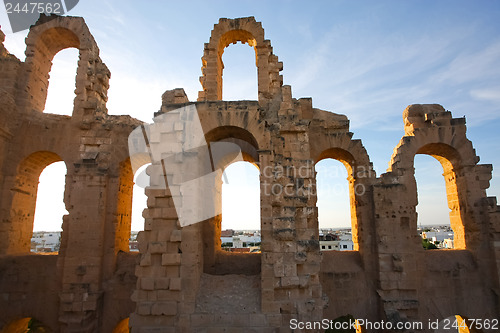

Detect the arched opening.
[
  {"left": 414, "top": 154, "right": 454, "bottom": 250},
  {"left": 31, "top": 161, "right": 67, "bottom": 253},
  {"left": 112, "top": 318, "right": 129, "bottom": 333},
  {"left": 23, "top": 26, "right": 81, "bottom": 114},
  {"left": 221, "top": 161, "right": 260, "bottom": 252},
  {"left": 415, "top": 143, "right": 465, "bottom": 249},
  {"left": 221, "top": 42, "right": 258, "bottom": 101},
  {"left": 199, "top": 23, "right": 270, "bottom": 102},
  {"left": 202, "top": 126, "right": 261, "bottom": 275},
  {"left": 315, "top": 158, "right": 354, "bottom": 251},
  {"left": 315, "top": 148, "right": 359, "bottom": 251},
  {"left": 7, "top": 152, "right": 64, "bottom": 254},
  {"left": 43, "top": 48, "right": 78, "bottom": 115},
  {"left": 1, "top": 317, "right": 52, "bottom": 332}
]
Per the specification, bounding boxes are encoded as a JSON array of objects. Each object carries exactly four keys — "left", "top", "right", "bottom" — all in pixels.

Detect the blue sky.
[{"left": 1, "top": 0, "right": 499, "bottom": 230}]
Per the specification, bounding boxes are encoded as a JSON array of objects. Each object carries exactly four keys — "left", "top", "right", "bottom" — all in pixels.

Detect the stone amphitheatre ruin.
[{"left": 0, "top": 14, "right": 499, "bottom": 332}]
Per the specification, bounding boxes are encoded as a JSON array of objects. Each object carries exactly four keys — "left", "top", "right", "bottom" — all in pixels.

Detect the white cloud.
[
  {"left": 470, "top": 87, "right": 500, "bottom": 103},
  {"left": 431, "top": 40, "right": 500, "bottom": 85}
]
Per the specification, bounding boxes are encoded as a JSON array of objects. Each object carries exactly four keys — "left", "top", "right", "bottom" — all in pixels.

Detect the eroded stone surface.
[
  {"left": 0, "top": 15, "right": 499, "bottom": 333},
  {"left": 195, "top": 274, "right": 261, "bottom": 314}
]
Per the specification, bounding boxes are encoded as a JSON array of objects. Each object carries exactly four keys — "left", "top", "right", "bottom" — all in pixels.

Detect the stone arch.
[
  {"left": 389, "top": 105, "right": 479, "bottom": 173},
  {"left": 311, "top": 137, "right": 374, "bottom": 174},
  {"left": 202, "top": 125, "right": 261, "bottom": 275},
  {"left": 4, "top": 151, "right": 65, "bottom": 254},
  {"left": 390, "top": 138, "right": 470, "bottom": 249},
  {"left": 415, "top": 143, "right": 465, "bottom": 248},
  {"left": 17, "top": 15, "right": 109, "bottom": 119},
  {"left": 197, "top": 17, "right": 283, "bottom": 104},
  {"left": 309, "top": 128, "right": 375, "bottom": 255},
  {"left": 315, "top": 147, "right": 372, "bottom": 252},
  {"left": 205, "top": 125, "right": 260, "bottom": 166},
  {"left": 388, "top": 107, "right": 485, "bottom": 250},
  {"left": 196, "top": 101, "right": 270, "bottom": 152},
  {"left": 317, "top": 148, "right": 357, "bottom": 177}
]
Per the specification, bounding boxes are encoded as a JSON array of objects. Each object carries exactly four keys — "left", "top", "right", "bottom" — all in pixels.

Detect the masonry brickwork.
[{"left": 0, "top": 15, "right": 499, "bottom": 332}]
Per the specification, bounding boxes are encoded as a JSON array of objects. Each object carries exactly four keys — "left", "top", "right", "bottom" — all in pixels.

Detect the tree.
[{"left": 422, "top": 238, "right": 437, "bottom": 250}]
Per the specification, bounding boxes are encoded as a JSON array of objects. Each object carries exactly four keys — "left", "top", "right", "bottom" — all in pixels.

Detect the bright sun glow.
[
  {"left": 221, "top": 161, "right": 260, "bottom": 230},
  {"left": 222, "top": 42, "right": 258, "bottom": 101},
  {"left": 316, "top": 158, "right": 351, "bottom": 229},
  {"left": 33, "top": 162, "right": 68, "bottom": 232},
  {"left": 414, "top": 154, "right": 450, "bottom": 226},
  {"left": 44, "top": 48, "right": 79, "bottom": 116}
]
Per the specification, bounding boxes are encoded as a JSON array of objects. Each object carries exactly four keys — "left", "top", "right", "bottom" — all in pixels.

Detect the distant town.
[
  {"left": 318, "top": 228, "right": 354, "bottom": 251},
  {"left": 30, "top": 231, "right": 60, "bottom": 253},
  {"left": 30, "top": 225, "right": 454, "bottom": 253},
  {"left": 417, "top": 224, "right": 455, "bottom": 249}
]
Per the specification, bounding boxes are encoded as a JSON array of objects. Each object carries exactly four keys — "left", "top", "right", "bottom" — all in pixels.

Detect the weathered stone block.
[
  {"left": 151, "top": 301, "right": 177, "bottom": 316},
  {"left": 169, "top": 277, "right": 181, "bottom": 291},
  {"left": 141, "top": 277, "right": 155, "bottom": 291},
  {"left": 0, "top": 14, "right": 498, "bottom": 333},
  {"left": 137, "top": 302, "right": 153, "bottom": 316},
  {"left": 280, "top": 276, "right": 300, "bottom": 288},
  {"left": 149, "top": 241, "right": 167, "bottom": 254},
  {"left": 155, "top": 277, "right": 170, "bottom": 290},
  {"left": 161, "top": 253, "right": 181, "bottom": 266},
  {"left": 170, "top": 230, "right": 182, "bottom": 242}
]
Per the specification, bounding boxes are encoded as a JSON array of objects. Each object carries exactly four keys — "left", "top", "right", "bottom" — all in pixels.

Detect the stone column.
[
  {"left": 260, "top": 86, "right": 323, "bottom": 327},
  {"left": 130, "top": 106, "right": 206, "bottom": 331},
  {"left": 58, "top": 171, "right": 109, "bottom": 332}
]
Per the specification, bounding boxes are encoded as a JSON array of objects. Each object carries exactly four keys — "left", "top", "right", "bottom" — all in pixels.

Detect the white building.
[
  {"left": 421, "top": 231, "right": 454, "bottom": 249},
  {"left": 320, "top": 240, "right": 339, "bottom": 251},
  {"left": 338, "top": 240, "right": 354, "bottom": 251},
  {"left": 319, "top": 232, "right": 354, "bottom": 251},
  {"left": 31, "top": 231, "right": 61, "bottom": 252},
  {"left": 442, "top": 238, "right": 454, "bottom": 249},
  {"left": 220, "top": 234, "right": 261, "bottom": 248}
]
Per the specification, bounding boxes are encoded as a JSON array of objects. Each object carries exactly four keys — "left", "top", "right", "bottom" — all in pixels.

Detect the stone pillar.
[
  {"left": 259, "top": 86, "right": 323, "bottom": 327},
  {"left": 58, "top": 172, "right": 109, "bottom": 332},
  {"left": 373, "top": 172, "right": 421, "bottom": 325},
  {"left": 130, "top": 106, "right": 206, "bottom": 331},
  {"left": 72, "top": 52, "right": 110, "bottom": 125},
  {"left": 487, "top": 197, "right": 500, "bottom": 298}
]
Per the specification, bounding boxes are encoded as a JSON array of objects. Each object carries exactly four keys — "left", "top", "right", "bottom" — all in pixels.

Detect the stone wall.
[
  {"left": 0, "top": 15, "right": 140, "bottom": 333},
  {"left": 0, "top": 15, "right": 499, "bottom": 333}
]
